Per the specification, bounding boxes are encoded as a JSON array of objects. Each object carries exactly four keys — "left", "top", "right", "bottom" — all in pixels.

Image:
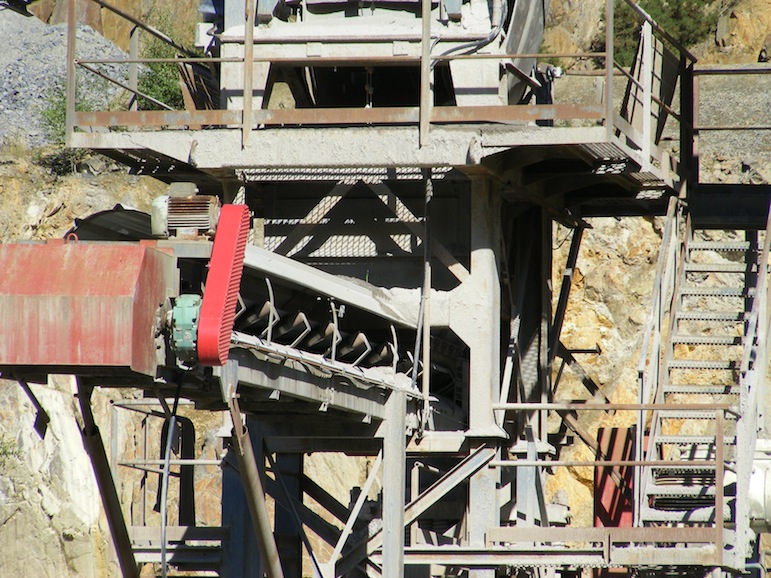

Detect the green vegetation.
[
  {"left": 38, "top": 81, "right": 92, "bottom": 174},
  {"left": 39, "top": 82, "right": 94, "bottom": 147},
  {"left": 0, "top": 433, "right": 19, "bottom": 465},
  {"left": 137, "top": 8, "right": 186, "bottom": 110},
  {"left": 606, "top": 0, "right": 719, "bottom": 67}
]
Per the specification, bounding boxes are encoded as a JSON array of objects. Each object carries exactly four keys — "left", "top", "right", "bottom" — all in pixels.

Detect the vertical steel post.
[
  {"left": 641, "top": 21, "right": 653, "bottom": 172},
  {"left": 680, "top": 57, "right": 696, "bottom": 194},
  {"left": 539, "top": 211, "right": 552, "bottom": 442},
  {"left": 715, "top": 411, "right": 725, "bottom": 566},
  {"left": 273, "top": 453, "right": 303, "bottom": 578},
  {"left": 419, "top": 0, "right": 432, "bottom": 145},
  {"left": 243, "top": 0, "right": 255, "bottom": 147},
  {"left": 605, "top": 0, "right": 614, "bottom": 141},
  {"left": 382, "top": 389, "right": 406, "bottom": 575},
  {"left": 129, "top": 27, "right": 139, "bottom": 112},
  {"left": 65, "top": 0, "right": 76, "bottom": 147}
]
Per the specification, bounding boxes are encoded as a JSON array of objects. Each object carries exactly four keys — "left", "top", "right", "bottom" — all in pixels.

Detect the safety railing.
[
  {"left": 489, "top": 401, "right": 732, "bottom": 565},
  {"left": 65, "top": 0, "right": 694, "bottom": 179},
  {"left": 633, "top": 198, "right": 771, "bottom": 564},
  {"left": 634, "top": 196, "right": 681, "bottom": 523},
  {"left": 731, "top": 202, "right": 771, "bottom": 566}
]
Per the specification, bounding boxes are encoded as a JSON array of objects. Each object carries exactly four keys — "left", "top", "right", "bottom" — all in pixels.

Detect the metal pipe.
[
  {"left": 694, "top": 66, "right": 771, "bottom": 76},
  {"left": 641, "top": 21, "right": 653, "bottom": 172},
  {"left": 619, "top": 0, "right": 697, "bottom": 62},
  {"left": 77, "top": 62, "right": 173, "bottom": 110},
  {"left": 118, "top": 459, "right": 221, "bottom": 466},
  {"left": 128, "top": 27, "right": 138, "bottom": 112},
  {"left": 77, "top": 52, "right": 607, "bottom": 65},
  {"left": 76, "top": 380, "right": 139, "bottom": 578}
]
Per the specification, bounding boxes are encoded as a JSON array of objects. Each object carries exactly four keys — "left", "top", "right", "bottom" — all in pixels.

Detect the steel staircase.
[{"left": 638, "top": 202, "right": 771, "bottom": 571}]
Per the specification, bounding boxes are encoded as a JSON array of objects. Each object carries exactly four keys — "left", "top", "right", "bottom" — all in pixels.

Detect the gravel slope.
[{"left": 0, "top": 9, "right": 127, "bottom": 147}]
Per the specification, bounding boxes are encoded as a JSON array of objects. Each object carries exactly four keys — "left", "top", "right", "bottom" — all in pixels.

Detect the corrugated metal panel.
[{"left": 0, "top": 241, "right": 175, "bottom": 377}]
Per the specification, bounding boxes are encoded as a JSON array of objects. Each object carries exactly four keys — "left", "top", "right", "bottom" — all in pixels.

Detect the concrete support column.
[
  {"left": 382, "top": 389, "right": 407, "bottom": 575},
  {"left": 468, "top": 176, "right": 501, "bottom": 434},
  {"left": 467, "top": 177, "right": 501, "bottom": 578}
]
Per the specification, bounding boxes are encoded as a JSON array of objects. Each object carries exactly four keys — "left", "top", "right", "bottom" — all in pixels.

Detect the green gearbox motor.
[{"left": 171, "top": 294, "right": 202, "bottom": 363}]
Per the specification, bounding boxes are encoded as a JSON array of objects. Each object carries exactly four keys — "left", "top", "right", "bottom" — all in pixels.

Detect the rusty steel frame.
[
  {"left": 65, "top": 0, "right": 694, "bottom": 179},
  {"left": 73, "top": 104, "right": 605, "bottom": 129},
  {"left": 52, "top": 0, "right": 762, "bottom": 576}
]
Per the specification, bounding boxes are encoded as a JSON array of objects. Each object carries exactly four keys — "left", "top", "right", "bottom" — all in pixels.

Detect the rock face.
[
  {"left": 543, "top": 0, "right": 771, "bottom": 65},
  {"left": 542, "top": 0, "right": 605, "bottom": 65},
  {"left": 30, "top": 0, "right": 200, "bottom": 50},
  {"left": 714, "top": 0, "right": 771, "bottom": 61},
  {"left": 0, "top": 377, "right": 116, "bottom": 578}
]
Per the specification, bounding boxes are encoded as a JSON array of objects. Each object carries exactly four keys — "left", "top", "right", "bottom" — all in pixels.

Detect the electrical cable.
[
  {"left": 160, "top": 383, "right": 183, "bottom": 578},
  {"left": 431, "top": 0, "right": 508, "bottom": 70}
]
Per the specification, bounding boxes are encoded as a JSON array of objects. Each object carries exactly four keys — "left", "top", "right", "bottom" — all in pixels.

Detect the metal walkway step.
[
  {"left": 658, "top": 410, "right": 737, "bottom": 419},
  {"left": 670, "top": 335, "right": 742, "bottom": 345},
  {"left": 667, "top": 359, "right": 739, "bottom": 370},
  {"left": 663, "top": 384, "right": 740, "bottom": 395},
  {"left": 640, "top": 502, "right": 733, "bottom": 522},
  {"left": 679, "top": 287, "right": 752, "bottom": 297},
  {"left": 655, "top": 435, "right": 736, "bottom": 446},
  {"left": 684, "top": 262, "right": 754, "bottom": 273},
  {"left": 675, "top": 311, "right": 746, "bottom": 322},
  {"left": 130, "top": 525, "right": 225, "bottom": 572},
  {"left": 688, "top": 241, "right": 752, "bottom": 252},
  {"left": 646, "top": 484, "right": 717, "bottom": 497}
]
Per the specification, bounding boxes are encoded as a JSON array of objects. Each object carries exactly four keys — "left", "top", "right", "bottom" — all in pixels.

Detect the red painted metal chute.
[{"left": 197, "top": 204, "right": 250, "bottom": 366}]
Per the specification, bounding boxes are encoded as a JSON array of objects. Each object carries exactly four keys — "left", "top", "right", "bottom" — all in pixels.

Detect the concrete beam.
[{"left": 71, "top": 125, "right": 609, "bottom": 172}]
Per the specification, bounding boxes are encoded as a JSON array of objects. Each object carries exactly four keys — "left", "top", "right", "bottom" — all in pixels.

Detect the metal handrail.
[
  {"left": 66, "top": 0, "right": 693, "bottom": 167},
  {"left": 731, "top": 202, "right": 771, "bottom": 564},
  {"left": 634, "top": 197, "right": 680, "bottom": 524}
]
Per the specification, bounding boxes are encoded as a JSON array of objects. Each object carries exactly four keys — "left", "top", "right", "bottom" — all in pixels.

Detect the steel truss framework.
[{"left": 2, "top": 0, "right": 771, "bottom": 577}]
